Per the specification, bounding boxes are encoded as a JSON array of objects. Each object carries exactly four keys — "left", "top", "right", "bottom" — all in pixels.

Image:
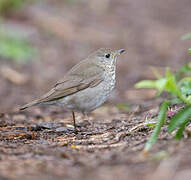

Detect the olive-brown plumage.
[{"left": 20, "top": 48, "right": 125, "bottom": 131}]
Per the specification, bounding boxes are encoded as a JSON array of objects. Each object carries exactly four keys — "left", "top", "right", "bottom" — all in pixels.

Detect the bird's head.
[{"left": 89, "top": 48, "right": 125, "bottom": 66}]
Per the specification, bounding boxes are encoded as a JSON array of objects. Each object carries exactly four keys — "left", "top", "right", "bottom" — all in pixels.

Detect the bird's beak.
[
  {"left": 117, "top": 49, "right": 125, "bottom": 55},
  {"left": 113, "top": 49, "right": 125, "bottom": 58}
]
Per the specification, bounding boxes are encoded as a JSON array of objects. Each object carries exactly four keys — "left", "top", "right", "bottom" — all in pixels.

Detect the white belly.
[{"left": 57, "top": 74, "right": 115, "bottom": 113}]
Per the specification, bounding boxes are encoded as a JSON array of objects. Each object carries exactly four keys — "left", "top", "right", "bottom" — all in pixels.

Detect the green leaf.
[
  {"left": 146, "top": 122, "right": 156, "bottom": 127},
  {"left": 151, "top": 67, "right": 162, "bottom": 79},
  {"left": 178, "top": 77, "right": 191, "bottom": 96},
  {"left": 0, "top": 0, "right": 28, "bottom": 14},
  {"left": 135, "top": 79, "right": 167, "bottom": 95},
  {"left": 164, "top": 68, "right": 179, "bottom": 95},
  {"left": 0, "top": 28, "right": 36, "bottom": 63},
  {"left": 135, "top": 68, "right": 190, "bottom": 104},
  {"left": 181, "top": 33, "right": 191, "bottom": 40},
  {"left": 168, "top": 104, "right": 191, "bottom": 133},
  {"left": 189, "top": 48, "right": 191, "bottom": 55},
  {"left": 176, "top": 63, "right": 191, "bottom": 80},
  {"left": 165, "top": 69, "right": 190, "bottom": 104},
  {"left": 175, "top": 120, "right": 189, "bottom": 140},
  {"left": 135, "top": 80, "right": 157, "bottom": 89},
  {"left": 144, "top": 101, "right": 171, "bottom": 152}
]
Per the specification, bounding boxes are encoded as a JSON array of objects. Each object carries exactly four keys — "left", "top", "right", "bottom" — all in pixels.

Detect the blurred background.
[{"left": 0, "top": 0, "right": 191, "bottom": 110}]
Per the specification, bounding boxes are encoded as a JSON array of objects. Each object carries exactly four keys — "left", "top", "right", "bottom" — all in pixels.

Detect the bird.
[{"left": 20, "top": 48, "right": 125, "bottom": 132}]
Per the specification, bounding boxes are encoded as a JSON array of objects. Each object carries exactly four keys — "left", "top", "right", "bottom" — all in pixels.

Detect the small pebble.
[{"left": 55, "top": 127, "right": 69, "bottom": 132}]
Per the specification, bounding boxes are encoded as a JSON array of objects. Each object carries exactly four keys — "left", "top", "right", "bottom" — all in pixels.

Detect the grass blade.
[
  {"left": 175, "top": 120, "right": 189, "bottom": 140},
  {"left": 168, "top": 104, "right": 191, "bottom": 133},
  {"left": 143, "top": 101, "right": 171, "bottom": 154}
]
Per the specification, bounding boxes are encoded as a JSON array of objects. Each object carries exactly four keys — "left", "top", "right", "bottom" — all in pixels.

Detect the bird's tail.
[{"left": 19, "top": 99, "right": 40, "bottom": 110}]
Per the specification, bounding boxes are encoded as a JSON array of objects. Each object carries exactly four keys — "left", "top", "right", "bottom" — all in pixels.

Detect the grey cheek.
[{"left": 99, "top": 57, "right": 105, "bottom": 63}]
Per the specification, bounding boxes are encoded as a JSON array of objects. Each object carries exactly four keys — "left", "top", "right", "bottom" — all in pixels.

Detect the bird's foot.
[{"left": 82, "top": 112, "right": 94, "bottom": 126}]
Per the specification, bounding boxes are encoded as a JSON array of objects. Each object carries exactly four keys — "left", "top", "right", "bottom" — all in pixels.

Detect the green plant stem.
[{"left": 143, "top": 101, "right": 171, "bottom": 152}]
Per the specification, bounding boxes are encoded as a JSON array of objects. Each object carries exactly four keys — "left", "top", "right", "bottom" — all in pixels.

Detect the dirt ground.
[{"left": 1, "top": 0, "right": 191, "bottom": 179}]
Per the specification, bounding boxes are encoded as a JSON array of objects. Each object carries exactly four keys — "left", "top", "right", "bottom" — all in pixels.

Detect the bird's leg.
[
  {"left": 83, "top": 112, "right": 93, "bottom": 126},
  {"left": 72, "top": 111, "right": 77, "bottom": 133}
]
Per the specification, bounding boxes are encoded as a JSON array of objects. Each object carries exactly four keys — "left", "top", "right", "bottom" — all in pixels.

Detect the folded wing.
[{"left": 20, "top": 61, "right": 104, "bottom": 110}]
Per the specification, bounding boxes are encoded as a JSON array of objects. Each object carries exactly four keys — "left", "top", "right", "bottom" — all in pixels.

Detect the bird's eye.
[{"left": 105, "top": 54, "right": 110, "bottom": 58}]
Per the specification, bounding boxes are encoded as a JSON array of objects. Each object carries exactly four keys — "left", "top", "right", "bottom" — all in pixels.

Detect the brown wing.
[{"left": 36, "top": 61, "right": 104, "bottom": 103}]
